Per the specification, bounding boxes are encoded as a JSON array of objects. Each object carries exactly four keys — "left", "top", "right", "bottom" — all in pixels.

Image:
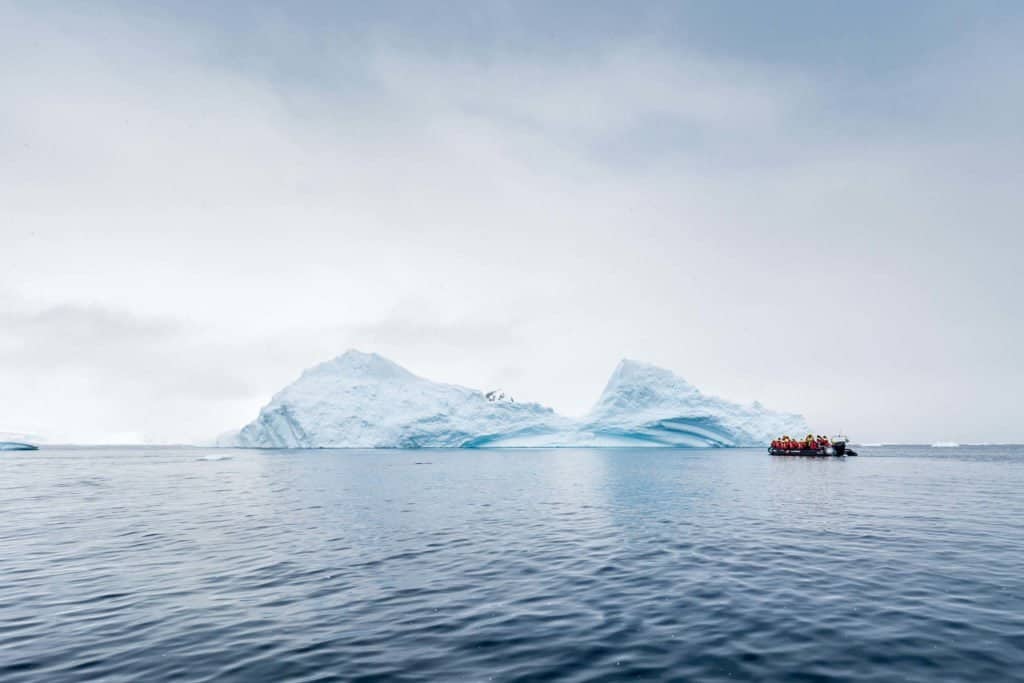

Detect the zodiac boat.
[{"left": 769, "top": 435, "right": 857, "bottom": 457}]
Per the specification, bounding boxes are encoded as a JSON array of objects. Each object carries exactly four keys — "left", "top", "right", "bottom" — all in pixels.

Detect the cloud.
[
  {"left": 368, "top": 45, "right": 806, "bottom": 136},
  {"left": 0, "top": 300, "right": 252, "bottom": 442},
  {"left": 0, "top": 3, "right": 1022, "bottom": 443},
  {"left": 0, "top": 304, "right": 180, "bottom": 364}
]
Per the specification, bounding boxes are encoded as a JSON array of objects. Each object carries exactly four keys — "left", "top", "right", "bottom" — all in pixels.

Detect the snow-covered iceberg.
[
  {"left": 222, "top": 350, "right": 807, "bottom": 449},
  {"left": 225, "top": 351, "right": 570, "bottom": 448}
]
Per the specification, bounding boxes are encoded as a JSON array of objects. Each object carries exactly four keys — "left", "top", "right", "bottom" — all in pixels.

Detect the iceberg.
[
  {"left": 222, "top": 350, "right": 807, "bottom": 449},
  {"left": 0, "top": 441, "right": 39, "bottom": 451},
  {"left": 580, "top": 359, "right": 807, "bottom": 447},
  {"left": 225, "top": 351, "right": 570, "bottom": 448}
]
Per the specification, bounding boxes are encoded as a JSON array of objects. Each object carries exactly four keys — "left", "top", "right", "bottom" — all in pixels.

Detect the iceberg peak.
[
  {"left": 603, "top": 359, "right": 700, "bottom": 398},
  {"left": 590, "top": 359, "right": 700, "bottom": 420},
  {"left": 308, "top": 349, "right": 414, "bottom": 381}
]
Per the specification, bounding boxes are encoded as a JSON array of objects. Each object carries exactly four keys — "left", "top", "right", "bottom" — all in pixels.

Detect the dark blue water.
[{"left": 2, "top": 446, "right": 1023, "bottom": 681}]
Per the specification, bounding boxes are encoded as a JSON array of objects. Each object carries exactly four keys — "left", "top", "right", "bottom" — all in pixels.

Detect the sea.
[{"left": 2, "top": 445, "right": 1023, "bottom": 682}]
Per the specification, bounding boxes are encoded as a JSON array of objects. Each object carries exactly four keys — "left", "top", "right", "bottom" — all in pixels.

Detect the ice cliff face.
[{"left": 223, "top": 351, "right": 807, "bottom": 449}]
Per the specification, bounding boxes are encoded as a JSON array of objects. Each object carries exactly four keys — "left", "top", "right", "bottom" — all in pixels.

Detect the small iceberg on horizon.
[
  {"left": 0, "top": 441, "right": 39, "bottom": 451},
  {"left": 931, "top": 441, "right": 960, "bottom": 448}
]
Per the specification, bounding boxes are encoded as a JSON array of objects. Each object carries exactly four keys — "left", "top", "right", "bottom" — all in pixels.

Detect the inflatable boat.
[{"left": 769, "top": 437, "right": 857, "bottom": 457}]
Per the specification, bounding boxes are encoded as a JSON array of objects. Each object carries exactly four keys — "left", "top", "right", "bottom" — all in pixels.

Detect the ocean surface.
[{"left": 2, "top": 446, "right": 1023, "bottom": 682}]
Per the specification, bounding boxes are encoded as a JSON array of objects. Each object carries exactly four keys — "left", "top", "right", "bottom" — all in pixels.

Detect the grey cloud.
[
  {"left": 1, "top": 2, "right": 1022, "bottom": 443},
  {"left": 0, "top": 303, "right": 251, "bottom": 401}
]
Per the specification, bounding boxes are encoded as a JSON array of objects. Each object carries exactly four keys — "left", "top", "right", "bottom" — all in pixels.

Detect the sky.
[{"left": 2, "top": 1, "right": 1022, "bottom": 444}]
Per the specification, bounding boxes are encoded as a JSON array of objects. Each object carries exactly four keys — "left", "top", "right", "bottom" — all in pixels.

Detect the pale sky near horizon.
[{"left": 2, "top": 1, "right": 1022, "bottom": 444}]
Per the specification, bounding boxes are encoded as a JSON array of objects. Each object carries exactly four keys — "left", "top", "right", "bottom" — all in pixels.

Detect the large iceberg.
[
  {"left": 222, "top": 350, "right": 807, "bottom": 449},
  {"left": 227, "top": 351, "right": 570, "bottom": 448}
]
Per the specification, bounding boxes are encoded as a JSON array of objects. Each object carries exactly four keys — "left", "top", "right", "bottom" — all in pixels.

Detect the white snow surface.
[{"left": 223, "top": 350, "right": 807, "bottom": 449}]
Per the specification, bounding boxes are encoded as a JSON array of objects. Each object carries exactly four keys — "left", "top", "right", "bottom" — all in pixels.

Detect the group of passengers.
[{"left": 772, "top": 434, "right": 831, "bottom": 451}]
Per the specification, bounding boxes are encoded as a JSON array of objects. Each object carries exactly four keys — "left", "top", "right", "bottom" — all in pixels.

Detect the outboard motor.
[{"left": 833, "top": 440, "right": 847, "bottom": 456}]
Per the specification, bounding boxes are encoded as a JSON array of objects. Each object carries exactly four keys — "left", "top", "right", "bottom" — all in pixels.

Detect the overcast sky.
[{"left": 2, "top": 1, "right": 1022, "bottom": 444}]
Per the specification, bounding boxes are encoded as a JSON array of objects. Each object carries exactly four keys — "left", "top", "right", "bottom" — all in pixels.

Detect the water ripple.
[{"left": 1, "top": 445, "right": 1023, "bottom": 681}]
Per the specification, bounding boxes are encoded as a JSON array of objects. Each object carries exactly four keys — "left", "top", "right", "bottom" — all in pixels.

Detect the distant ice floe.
[
  {"left": 0, "top": 432, "right": 44, "bottom": 449},
  {"left": 931, "top": 441, "right": 961, "bottom": 448},
  {"left": 0, "top": 441, "right": 39, "bottom": 451},
  {"left": 196, "top": 453, "right": 233, "bottom": 461},
  {"left": 219, "top": 350, "right": 808, "bottom": 449}
]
